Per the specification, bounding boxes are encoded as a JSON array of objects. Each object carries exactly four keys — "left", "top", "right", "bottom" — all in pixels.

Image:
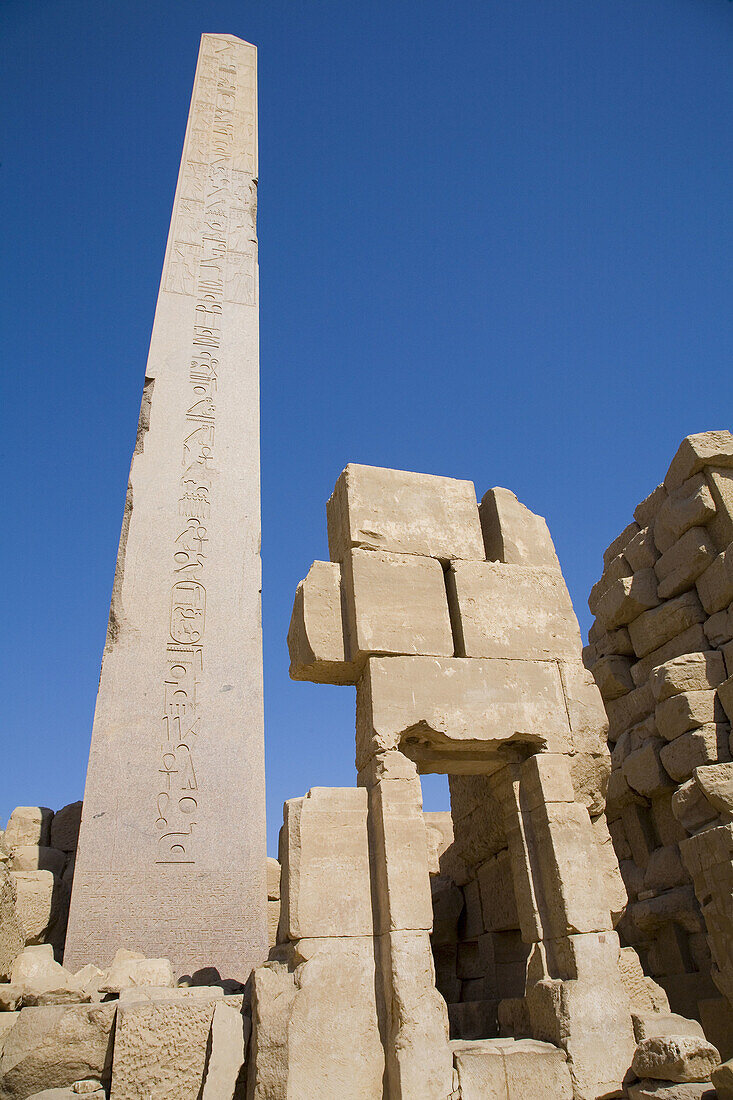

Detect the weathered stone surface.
[
  {"left": 430, "top": 876, "right": 463, "bottom": 945},
  {"left": 606, "top": 682, "right": 655, "bottom": 742},
  {"left": 590, "top": 653, "right": 634, "bottom": 700},
  {"left": 635, "top": 484, "right": 668, "bottom": 527},
  {"left": 10, "top": 947, "right": 75, "bottom": 1003},
  {"left": 99, "top": 953, "right": 174, "bottom": 994},
  {"left": 4, "top": 813, "right": 53, "bottom": 853},
  {"left": 604, "top": 521, "right": 641, "bottom": 568},
  {"left": 632, "top": 1012, "right": 705, "bottom": 1042},
  {"left": 629, "top": 1082, "right": 717, "bottom": 1100},
  {"left": 712, "top": 1057, "right": 733, "bottom": 1098},
  {"left": 199, "top": 1000, "right": 249, "bottom": 1100},
  {"left": 558, "top": 660, "right": 610, "bottom": 754},
  {"left": 632, "top": 1034, "right": 721, "bottom": 1082},
  {"left": 631, "top": 625, "right": 708, "bottom": 688},
  {"left": 627, "top": 527, "right": 661, "bottom": 571},
  {"left": 11, "top": 874, "right": 57, "bottom": 946},
  {"left": 656, "top": 475, "right": 717, "bottom": 553},
  {"left": 266, "top": 857, "right": 280, "bottom": 901},
  {"left": 694, "top": 762, "right": 733, "bottom": 815},
  {"left": 344, "top": 548, "right": 453, "bottom": 661},
  {"left": 278, "top": 787, "right": 372, "bottom": 940},
  {"left": 656, "top": 528, "right": 718, "bottom": 600},
  {"left": 696, "top": 544, "right": 733, "bottom": 615},
  {"left": 0, "top": 1004, "right": 116, "bottom": 1098},
  {"left": 8, "top": 851, "right": 64, "bottom": 879},
  {"left": 671, "top": 779, "right": 719, "bottom": 832},
  {"left": 569, "top": 752, "right": 610, "bottom": 816},
  {"left": 660, "top": 725, "right": 730, "bottom": 782},
  {"left": 706, "top": 467, "right": 733, "bottom": 549},
  {"left": 452, "top": 1037, "right": 573, "bottom": 1099},
  {"left": 664, "top": 431, "right": 733, "bottom": 492},
  {"left": 0, "top": 870, "right": 24, "bottom": 983},
  {"left": 588, "top": 554, "right": 633, "bottom": 616},
  {"left": 366, "top": 773, "right": 434, "bottom": 935},
  {"left": 479, "top": 487, "right": 560, "bottom": 568},
  {"left": 632, "top": 886, "right": 703, "bottom": 935},
  {"left": 424, "top": 811, "right": 454, "bottom": 874},
  {"left": 650, "top": 652, "right": 727, "bottom": 702},
  {"left": 643, "top": 845, "right": 688, "bottom": 893},
  {"left": 64, "top": 36, "right": 267, "bottom": 982},
  {"left": 623, "top": 740, "right": 673, "bottom": 798},
  {"left": 287, "top": 560, "right": 357, "bottom": 685},
  {"left": 327, "top": 462, "right": 484, "bottom": 564},
  {"left": 629, "top": 592, "right": 707, "bottom": 659},
  {"left": 618, "top": 946, "right": 669, "bottom": 1013},
  {"left": 591, "top": 814, "right": 628, "bottom": 922},
  {"left": 48, "top": 807, "right": 81, "bottom": 856},
  {"left": 596, "top": 569, "right": 660, "bottom": 631},
  {"left": 448, "top": 561, "right": 581, "bottom": 659},
  {"left": 476, "top": 851, "right": 519, "bottom": 933},
  {"left": 356, "top": 656, "right": 571, "bottom": 771},
  {"left": 655, "top": 690, "right": 722, "bottom": 741},
  {"left": 720, "top": 675, "right": 733, "bottom": 724},
  {"left": 110, "top": 998, "right": 215, "bottom": 1099},
  {"left": 705, "top": 609, "right": 733, "bottom": 648}
]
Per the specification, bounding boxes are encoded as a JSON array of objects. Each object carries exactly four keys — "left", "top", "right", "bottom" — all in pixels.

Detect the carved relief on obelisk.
[{"left": 64, "top": 34, "right": 267, "bottom": 980}]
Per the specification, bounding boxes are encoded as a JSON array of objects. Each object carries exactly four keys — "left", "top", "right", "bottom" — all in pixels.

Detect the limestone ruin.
[{"left": 4, "top": 26, "right": 733, "bottom": 1100}]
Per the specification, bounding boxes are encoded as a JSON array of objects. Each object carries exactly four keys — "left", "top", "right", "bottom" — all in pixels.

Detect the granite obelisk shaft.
[{"left": 64, "top": 34, "right": 267, "bottom": 980}]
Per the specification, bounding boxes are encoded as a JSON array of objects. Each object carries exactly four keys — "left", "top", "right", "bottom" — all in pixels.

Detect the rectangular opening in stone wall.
[{"left": 427, "top": 772, "right": 529, "bottom": 1042}]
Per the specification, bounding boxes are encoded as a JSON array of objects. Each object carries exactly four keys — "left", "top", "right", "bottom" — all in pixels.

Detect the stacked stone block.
[{"left": 585, "top": 430, "right": 733, "bottom": 1048}]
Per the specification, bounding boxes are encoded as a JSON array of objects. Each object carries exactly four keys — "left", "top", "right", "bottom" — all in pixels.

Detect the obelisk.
[{"left": 64, "top": 34, "right": 267, "bottom": 980}]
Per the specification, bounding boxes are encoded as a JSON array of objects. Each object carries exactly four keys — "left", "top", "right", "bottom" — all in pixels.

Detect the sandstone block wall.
[{"left": 584, "top": 430, "right": 733, "bottom": 1052}]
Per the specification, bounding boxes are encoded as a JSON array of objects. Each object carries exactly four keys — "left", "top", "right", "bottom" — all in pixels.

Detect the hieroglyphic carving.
[{"left": 155, "top": 36, "right": 257, "bottom": 863}]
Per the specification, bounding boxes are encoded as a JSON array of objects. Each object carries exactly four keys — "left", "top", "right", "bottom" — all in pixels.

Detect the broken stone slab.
[
  {"left": 0, "top": 986, "right": 22, "bottom": 1012},
  {"left": 117, "top": 986, "right": 224, "bottom": 1005},
  {"left": 10, "top": 947, "right": 76, "bottom": 1002},
  {"left": 630, "top": 624, "right": 708, "bottom": 688},
  {"left": 48, "top": 806, "right": 82, "bottom": 856},
  {"left": 650, "top": 652, "right": 727, "bottom": 702},
  {"left": 110, "top": 997, "right": 216, "bottom": 1100},
  {"left": 629, "top": 592, "right": 707, "bottom": 659},
  {"left": 327, "top": 462, "right": 485, "bottom": 564},
  {"left": 558, "top": 660, "right": 610, "bottom": 755},
  {"left": 656, "top": 475, "right": 718, "bottom": 553},
  {"left": 659, "top": 725, "right": 731, "bottom": 782},
  {"left": 4, "top": 811, "right": 53, "bottom": 853},
  {"left": 356, "top": 655, "right": 571, "bottom": 772},
  {"left": 451, "top": 1037, "right": 573, "bottom": 1100},
  {"left": 696, "top": 544, "right": 733, "bottom": 615},
  {"left": 631, "top": 1034, "right": 721, "bottom": 1082},
  {"left": 424, "top": 811, "right": 454, "bottom": 874},
  {"left": 632, "top": 1012, "right": 706, "bottom": 1042},
  {"left": 287, "top": 560, "right": 359, "bottom": 685},
  {"left": 591, "top": 814, "right": 628, "bottom": 923},
  {"left": 656, "top": 528, "right": 718, "bottom": 600},
  {"left": 0, "top": 1003, "right": 116, "bottom": 1099},
  {"left": 199, "top": 999, "right": 249, "bottom": 1100},
  {"left": 664, "top": 431, "right": 733, "bottom": 493},
  {"left": 278, "top": 787, "right": 372, "bottom": 941},
  {"left": 655, "top": 691, "right": 723, "bottom": 741},
  {"left": 448, "top": 561, "right": 582, "bottom": 660},
  {"left": 628, "top": 1082, "right": 717, "bottom": 1100},
  {"left": 618, "top": 947, "right": 670, "bottom": 1014},
  {"left": 569, "top": 752, "right": 610, "bottom": 817},
  {"left": 343, "top": 548, "right": 454, "bottom": 662},
  {"left": 596, "top": 570, "right": 660, "bottom": 631},
  {"left": 479, "top": 487, "right": 560, "bottom": 568}
]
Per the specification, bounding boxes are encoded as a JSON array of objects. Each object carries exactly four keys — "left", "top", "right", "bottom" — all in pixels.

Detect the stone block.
[
  {"left": 719, "top": 675, "right": 733, "bottom": 723},
  {"left": 643, "top": 845, "right": 688, "bottom": 893},
  {"left": 558, "top": 660, "right": 609, "bottom": 754},
  {"left": 569, "top": 752, "right": 610, "bottom": 817},
  {"left": 632, "top": 886, "right": 703, "bottom": 935},
  {"left": 632, "top": 1012, "right": 705, "bottom": 1042},
  {"left": 462, "top": 879, "right": 484, "bottom": 940},
  {"left": 266, "top": 857, "right": 280, "bottom": 901},
  {"left": 696, "top": 544, "right": 733, "bottom": 615},
  {"left": 672, "top": 780, "right": 719, "bottom": 834},
  {"left": 632, "top": 1034, "right": 721, "bottom": 1083},
  {"left": 660, "top": 725, "right": 731, "bottom": 782},
  {"left": 267, "top": 899, "right": 279, "bottom": 948},
  {"left": 606, "top": 682, "right": 655, "bottom": 741},
  {"left": 623, "top": 740, "right": 674, "bottom": 798},
  {"left": 200, "top": 1000, "right": 249, "bottom": 1100},
  {"left": 287, "top": 560, "right": 358, "bottom": 685},
  {"left": 664, "top": 430, "right": 733, "bottom": 492},
  {"left": 448, "top": 1000, "right": 499, "bottom": 1041},
  {"left": 344, "top": 548, "right": 453, "bottom": 661},
  {"left": 604, "top": 521, "right": 641, "bottom": 568},
  {"left": 590, "top": 653, "right": 634, "bottom": 700},
  {"left": 588, "top": 621, "right": 635, "bottom": 656},
  {"left": 636, "top": 484, "right": 669, "bottom": 527},
  {"left": 49, "top": 805, "right": 82, "bottom": 855},
  {"left": 596, "top": 569, "right": 660, "bottom": 631},
  {"left": 622, "top": 804, "right": 657, "bottom": 868},
  {"left": 629, "top": 593, "right": 707, "bottom": 659},
  {"left": 699, "top": 997, "right": 733, "bottom": 1061},
  {"left": 367, "top": 775, "right": 434, "bottom": 935},
  {"left": 713, "top": 1057, "right": 733, "bottom": 1098},
  {"left": 356, "top": 656, "right": 571, "bottom": 772},
  {"left": 694, "top": 762, "right": 733, "bottom": 815},
  {"left": 618, "top": 946, "right": 670, "bottom": 1013},
  {"left": 706, "top": 467, "right": 733, "bottom": 549},
  {"left": 453, "top": 1036, "right": 574, "bottom": 1100},
  {"left": 652, "top": 792, "right": 687, "bottom": 846},
  {"left": 424, "top": 811, "right": 454, "bottom": 873},
  {"left": 591, "top": 814, "right": 628, "bottom": 923},
  {"left": 0, "top": 1003, "right": 116, "bottom": 1098},
  {"left": 99, "top": 953, "right": 174, "bottom": 994},
  {"left": 279, "top": 787, "right": 372, "bottom": 940},
  {"left": 631, "top": 625, "right": 708, "bottom": 688},
  {"left": 448, "top": 561, "right": 581, "bottom": 660},
  {"left": 650, "top": 653, "right": 727, "bottom": 703},
  {"left": 327, "top": 462, "right": 484, "bottom": 564},
  {"left": 11, "top": 872, "right": 57, "bottom": 946},
  {"left": 656, "top": 528, "right": 718, "bottom": 599},
  {"left": 11, "top": 946, "right": 75, "bottom": 1001},
  {"left": 705, "top": 609, "right": 733, "bottom": 648},
  {"left": 4, "top": 810, "right": 53, "bottom": 851},
  {"left": 656, "top": 474, "right": 717, "bottom": 552},
  {"left": 656, "top": 691, "right": 723, "bottom": 741},
  {"left": 627, "top": 527, "right": 661, "bottom": 571},
  {"left": 110, "top": 997, "right": 215, "bottom": 1099},
  {"left": 477, "top": 852, "right": 519, "bottom": 933},
  {"left": 9, "top": 848, "right": 65, "bottom": 877},
  {"left": 479, "top": 487, "right": 560, "bottom": 568},
  {"left": 588, "top": 553, "right": 633, "bottom": 616},
  {"left": 629, "top": 1082, "right": 717, "bottom": 1099},
  {"left": 0, "top": 868, "right": 24, "bottom": 983}
]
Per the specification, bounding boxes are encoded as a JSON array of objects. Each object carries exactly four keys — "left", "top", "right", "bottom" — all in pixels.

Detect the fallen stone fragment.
[
  {"left": 0, "top": 868, "right": 24, "bottom": 982},
  {"left": 11, "top": 872, "right": 57, "bottom": 946},
  {"left": 628, "top": 1082, "right": 717, "bottom": 1100},
  {"left": 632, "top": 1013, "right": 706, "bottom": 1042},
  {"left": 631, "top": 1035, "right": 721, "bottom": 1082},
  {"left": 480, "top": 486, "right": 561, "bottom": 567},
  {"left": 11, "top": 947, "right": 75, "bottom": 1001},
  {"left": 0, "top": 1003, "right": 116, "bottom": 1098},
  {"left": 200, "top": 999, "right": 249, "bottom": 1099},
  {"left": 712, "top": 1056, "right": 733, "bottom": 1098},
  {"left": 99, "top": 952, "right": 174, "bottom": 994}
]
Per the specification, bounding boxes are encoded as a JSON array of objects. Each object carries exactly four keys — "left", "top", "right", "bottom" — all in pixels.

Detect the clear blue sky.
[{"left": 3, "top": 0, "right": 732, "bottom": 854}]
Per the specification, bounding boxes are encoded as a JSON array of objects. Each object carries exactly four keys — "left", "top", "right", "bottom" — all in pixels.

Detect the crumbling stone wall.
[{"left": 584, "top": 430, "right": 733, "bottom": 1055}]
